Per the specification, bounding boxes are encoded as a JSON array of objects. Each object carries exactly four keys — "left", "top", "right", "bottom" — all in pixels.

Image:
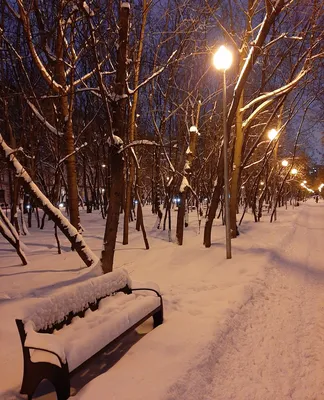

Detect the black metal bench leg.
[
  {"left": 20, "top": 367, "right": 43, "bottom": 398},
  {"left": 21, "top": 362, "right": 70, "bottom": 400},
  {"left": 52, "top": 365, "right": 70, "bottom": 400},
  {"left": 153, "top": 308, "right": 163, "bottom": 328}
]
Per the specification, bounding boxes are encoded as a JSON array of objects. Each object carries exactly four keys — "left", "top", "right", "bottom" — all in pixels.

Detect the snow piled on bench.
[
  {"left": 26, "top": 292, "right": 161, "bottom": 371},
  {"left": 24, "top": 269, "right": 131, "bottom": 331}
]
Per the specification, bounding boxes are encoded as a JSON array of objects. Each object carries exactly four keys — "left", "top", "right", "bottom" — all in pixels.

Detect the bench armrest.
[
  {"left": 131, "top": 287, "right": 162, "bottom": 299},
  {"left": 25, "top": 345, "right": 66, "bottom": 367}
]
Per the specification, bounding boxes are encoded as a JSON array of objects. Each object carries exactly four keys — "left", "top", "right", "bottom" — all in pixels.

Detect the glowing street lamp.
[
  {"left": 291, "top": 168, "right": 298, "bottom": 175},
  {"left": 281, "top": 159, "right": 288, "bottom": 167},
  {"left": 213, "top": 45, "right": 233, "bottom": 259},
  {"left": 268, "top": 129, "right": 278, "bottom": 141},
  {"left": 213, "top": 45, "right": 233, "bottom": 71}
]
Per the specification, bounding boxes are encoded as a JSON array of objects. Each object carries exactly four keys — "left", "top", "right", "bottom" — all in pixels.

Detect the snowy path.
[
  {"left": 165, "top": 203, "right": 324, "bottom": 400},
  {"left": 2, "top": 203, "right": 324, "bottom": 400}
]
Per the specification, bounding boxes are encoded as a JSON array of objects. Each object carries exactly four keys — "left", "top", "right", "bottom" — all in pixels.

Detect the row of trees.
[{"left": 1, "top": 0, "right": 323, "bottom": 271}]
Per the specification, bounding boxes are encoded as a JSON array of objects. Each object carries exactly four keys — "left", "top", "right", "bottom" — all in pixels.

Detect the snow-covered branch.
[
  {"left": 128, "top": 50, "right": 178, "bottom": 95},
  {"left": 242, "top": 99, "right": 273, "bottom": 131},
  {"left": 117, "top": 139, "right": 159, "bottom": 153},
  {"left": 26, "top": 100, "right": 64, "bottom": 137},
  {"left": 59, "top": 142, "right": 88, "bottom": 165},
  {"left": 241, "top": 69, "right": 308, "bottom": 113},
  {"left": 263, "top": 33, "right": 286, "bottom": 49},
  {"left": 72, "top": 63, "right": 115, "bottom": 88},
  {"left": 243, "top": 151, "right": 272, "bottom": 169},
  {"left": 17, "top": 0, "right": 64, "bottom": 93}
]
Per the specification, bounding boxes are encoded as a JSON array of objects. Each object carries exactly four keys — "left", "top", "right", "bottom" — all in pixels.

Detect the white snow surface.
[{"left": 1, "top": 200, "right": 324, "bottom": 399}]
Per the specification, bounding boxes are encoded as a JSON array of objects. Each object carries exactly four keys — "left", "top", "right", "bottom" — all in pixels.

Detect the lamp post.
[
  {"left": 213, "top": 45, "right": 233, "bottom": 259},
  {"left": 290, "top": 168, "right": 298, "bottom": 205},
  {"left": 268, "top": 128, "right": 279, "bottom": 220}
]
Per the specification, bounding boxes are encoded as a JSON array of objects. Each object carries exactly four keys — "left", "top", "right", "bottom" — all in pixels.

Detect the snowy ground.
[{"left": 0, "top": 200, "right": 323, "bottom": 399}]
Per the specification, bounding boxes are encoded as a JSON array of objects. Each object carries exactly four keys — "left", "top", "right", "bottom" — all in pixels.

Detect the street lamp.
[
  {"left": 291, "top": 168, "right": 298, "bottom": 175},
  {"left": 213, "top": 45, "right": 233, "bottom": 259},
  {"left": 281, "top": 159, "right": 288, "bottom": 167},
  {"left": 268, "top": 129, "right": 278, "bottom": 141}
]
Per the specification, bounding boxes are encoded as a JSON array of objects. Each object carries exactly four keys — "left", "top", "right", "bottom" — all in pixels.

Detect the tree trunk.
[
  {"left": 123, "top": 0, "right": 150, "bottom": 245},
  {"left": 101, "top": 3, "right": 130, "bottom": 273},
  {"left": 0, "top": 206, "right": 27, "bottom": 265},
  {"left": 55, "top": 2, "right": 80, "bottom": 230}
]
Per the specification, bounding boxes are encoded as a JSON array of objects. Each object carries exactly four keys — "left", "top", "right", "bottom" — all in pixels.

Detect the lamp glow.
[
  {"left": 213, "top": 46, "right": 233, "bottom": 71},
  {"left": 291, "top": 168, "right": 298, "bottom": 175},
  {"left": 268, "top": 129, "right": 278, "bottom": 141}
]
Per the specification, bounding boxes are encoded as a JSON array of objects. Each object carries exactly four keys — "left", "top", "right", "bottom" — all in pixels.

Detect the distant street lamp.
[
  {"left": 281, "top": 159, "right": 288, "bottom": 167},
  {"left": 268, "top": 129, "right": 278, "bottom": 141},
  {"left": 291, "top": 168, "right": 298, "bottom": 175},
  {"left": 213, "top": 45, "right": 233, "bottom": 259}
]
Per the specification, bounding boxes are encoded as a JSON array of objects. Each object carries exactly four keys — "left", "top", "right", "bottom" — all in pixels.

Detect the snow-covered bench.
[{"left": 15, "top": 269, "right": 163, "bottom": 400}]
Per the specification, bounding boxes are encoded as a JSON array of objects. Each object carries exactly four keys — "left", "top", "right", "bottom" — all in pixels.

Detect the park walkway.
[{"left": 165, "top": 201, "right": 324, "bottom": 400}]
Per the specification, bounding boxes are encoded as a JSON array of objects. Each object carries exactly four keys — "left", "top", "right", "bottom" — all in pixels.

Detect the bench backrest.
[{"left": 23, "top": 269, "right": 132, "bottom": 333}]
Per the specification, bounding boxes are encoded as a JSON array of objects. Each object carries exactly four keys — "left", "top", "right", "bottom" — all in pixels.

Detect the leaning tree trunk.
[
  {"left": 0, "top": 134, "right": 97, "bottom": 267},
  {"left": 0, "top": 206, "right": 27, "bottom": 265},
  {"left": 101, "top": 2, "right": 130, "bottom": 273}
]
